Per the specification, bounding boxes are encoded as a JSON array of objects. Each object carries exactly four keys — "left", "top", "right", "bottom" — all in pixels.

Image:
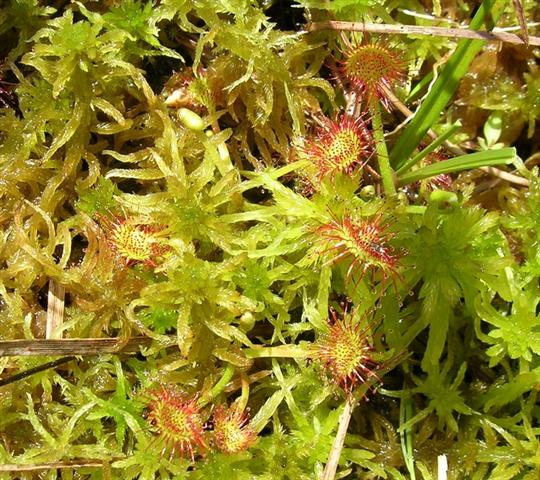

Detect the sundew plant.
[{"left": 0, "top": 0, "right": 539, "bottom": 478}]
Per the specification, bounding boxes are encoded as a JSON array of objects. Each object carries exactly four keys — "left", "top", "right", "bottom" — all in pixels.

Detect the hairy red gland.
[{"left": 146, "top": 387, "right": 206, "bottom": 461}]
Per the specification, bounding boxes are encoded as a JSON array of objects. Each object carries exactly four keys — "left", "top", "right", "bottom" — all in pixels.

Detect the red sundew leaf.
[
  {"left": 97, "top": 213, "right": 169, "bottom": 268},
  {"left": 145, "top": 386, "right": 207, "bottom": 461},
  {"left": 341, "top": 42, "right": 406, "bottom": 110},
  {"left": 212, "top": 405, "right": 257, "bottom": 454},
  {"left": 314, "top": 307, "right": 380, "bottom": 394},
  {"left": 300, "top": 114, "right": 372, "bottom": 182},
  {"left": 314, "top": 211, "right": 402, "bottom": 291}
]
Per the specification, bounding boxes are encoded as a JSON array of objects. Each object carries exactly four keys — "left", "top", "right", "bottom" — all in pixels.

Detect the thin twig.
[
  {"left": 398, "top": 9, "right": 539, "bottom": 33},
  {"left": 478, "top": 166, "right": 529, "bottom": 186},
  {"left": 473, "top": 177, "right": 502, "bottom": 195},
  {"left": 307, "top": 21, "right": 540, "bottom": 46},
  {"left": 46, "top": 280, "right": 65, "bottom": 339},
  {"left": 0, "top": 336, "right": 157, "bottom": 356},
  {"left": 511, "top": 0, "right": 529, "bottom": 44},
  {"left": 0, "top": 356, "right": 76, "bottom": 387},
  {"left": 495, "top": 23, "right": 540, "bottom": 33},
  {"left": 322, "top": 397, "right": 355, "bottom": 480}
]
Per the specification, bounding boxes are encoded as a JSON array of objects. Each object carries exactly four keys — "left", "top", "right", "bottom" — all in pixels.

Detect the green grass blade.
[
  {"left": 390, "top": 0, "right": 502, "bottom": 169},
  {"left": 398, "top": 147, "right": 515, "bottom": 185},
  {"left": 396, "top": 120, "right": 462, "bottom": 176},
  {"left": 400, "top": 391, "right": 416, "bottom": 480},
  {"left": 405, "top": 69, "right": 433, "bottom": 103}
]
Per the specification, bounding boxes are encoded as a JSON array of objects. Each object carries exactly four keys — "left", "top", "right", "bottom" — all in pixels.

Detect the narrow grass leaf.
[
  {"left": 398, "top": 148, "right": 515, "bottom": 185},
  {"left": 396, "top": 121, "right": 462, "bottom": 175},
  {"left": 390, "top": 0, "right": 502, "bottom": 168}
]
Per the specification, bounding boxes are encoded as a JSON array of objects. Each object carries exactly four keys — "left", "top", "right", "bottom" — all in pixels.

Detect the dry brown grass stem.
[
  {"left": 46, "top": 280, "right": 65, "bottom": 339},
  {"left": 322, "top": 397, "right": 356, "bottom": 480},
  {"left": 307, "top": 21, "right": 540, "bottom": 46},
  {"left": 0, "top": 336, "right": 157, "bottom": 356}
]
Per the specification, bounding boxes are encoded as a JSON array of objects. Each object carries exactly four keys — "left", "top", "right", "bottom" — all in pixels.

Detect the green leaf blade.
[
  {"left": 398, "top": 147, "right": 516, "bottom": 186},
  {"left": 390, "top": 0, "right": 502, "bottom": 168}
]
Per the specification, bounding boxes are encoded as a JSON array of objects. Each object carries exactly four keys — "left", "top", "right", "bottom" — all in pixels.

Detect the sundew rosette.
[
  {"left": 212, "top": 404, "right": 257, "bottom": 454},
  {"left": 313, "top": 307, "right": 380, "bottom": 394},
  {"left": 144, "top": 386, "right": 206, "bottom": 461},
  {"left": 313, "top": 210, "right": 401, "bottom": 290},
  {"left": 97, "top": 213, "right": 170, "bottom": 268},
  {"left": 341, "top": 41, "right": 406, "bottom": 109},
  {"left": 298, "top": 114, "right": 373, "bottom": 182}
]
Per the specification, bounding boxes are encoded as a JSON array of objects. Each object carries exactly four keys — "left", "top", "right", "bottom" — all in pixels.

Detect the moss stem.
[
  {"left": 244, "top": 345, "right": 311, "bottom": 359},
  {"left": 200, "top": 363, "right": 235, "bottom": 406},
  {"left": 369, "top": 98, "right": 396, "bottom": 196},
  {"left": 236, "top": 374, "right": 250, "bottom": 412}
]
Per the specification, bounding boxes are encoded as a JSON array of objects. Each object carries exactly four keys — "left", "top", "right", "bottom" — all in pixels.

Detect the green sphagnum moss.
[{"left": 0, "top": 0, "right": 539, "bottom": 478}]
